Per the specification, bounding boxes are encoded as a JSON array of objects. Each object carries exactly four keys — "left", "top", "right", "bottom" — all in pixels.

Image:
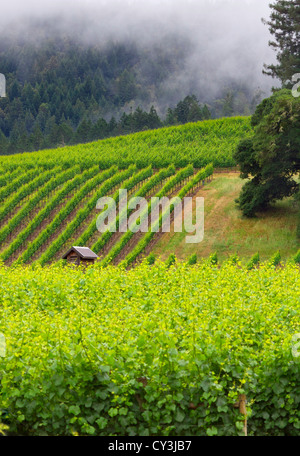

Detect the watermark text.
[
  {"left": 0, "top": 74, "right": 6, "bottom": 98},
  {"left": 96, "top": 190, "right": 204, "bottom": 244}
]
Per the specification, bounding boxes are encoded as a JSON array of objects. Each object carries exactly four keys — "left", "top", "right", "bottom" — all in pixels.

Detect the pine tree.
[
  {"left": 148, "top": 106, "right": 162, "bottom": 129},
  {"left": 0, "top": 130, "right": 8, "bottom": 155},
  {"left": 263, "top": 0, "right": 300, "bottom": 85}
]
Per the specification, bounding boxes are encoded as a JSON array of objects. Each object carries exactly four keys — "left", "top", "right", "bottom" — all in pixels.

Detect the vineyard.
[
  {"left": 0, "top": 117, "right": 251, "bottom": 171},
  {"left": 0, "top": 259, "right": 299, "bottom": 436},
  {"left": 0, "top": 116, "right": 299, "bottom": 437},
  {"left": 0, "top": 117, "right": 250, "bottom": 266}
]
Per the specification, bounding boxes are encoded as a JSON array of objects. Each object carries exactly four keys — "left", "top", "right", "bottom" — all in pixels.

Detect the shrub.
[
  {"left": 187, "top": 253, "right": 197, "bottom": 265},
  {"left": 146, "top": 253, "right": 156, "bottom": 265}
]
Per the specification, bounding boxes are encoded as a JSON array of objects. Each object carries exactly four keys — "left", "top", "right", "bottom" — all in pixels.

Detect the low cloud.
[{"left": 0, "top": 0, "right": 279, "bottom": 107}]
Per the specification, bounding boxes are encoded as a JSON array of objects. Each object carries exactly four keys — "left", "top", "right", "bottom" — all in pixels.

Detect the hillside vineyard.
[{"left": 0, "top": 118, "right": 250, "bottom": 265}]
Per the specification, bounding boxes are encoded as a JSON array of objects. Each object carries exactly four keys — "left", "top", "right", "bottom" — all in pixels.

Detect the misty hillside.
[
  {"left": 0, "top": 34, "right": 263, "bottom": 156},
  {"left": 0, "top": 0, "right": 276, "bottom": 155}
]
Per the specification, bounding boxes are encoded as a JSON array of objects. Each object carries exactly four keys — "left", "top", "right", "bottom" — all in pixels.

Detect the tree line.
[
  {"left": 0, "top": 95, "right": 211, "bottom": 155},
  {"left": 0, "top": 34, "right": 262, "bottom": 156}
]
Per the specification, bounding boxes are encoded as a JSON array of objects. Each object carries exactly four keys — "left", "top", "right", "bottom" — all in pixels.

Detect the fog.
[{"left": 0, "top": 0, "right": 279, "bottom": 107}]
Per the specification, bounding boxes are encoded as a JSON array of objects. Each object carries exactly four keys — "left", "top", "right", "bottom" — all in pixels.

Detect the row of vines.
[
  {"left": 0, "top": 117, "right": 252, "bottom": 171},
  {"left": 0, "top": 259, "right": 299, "bottom": 436}
]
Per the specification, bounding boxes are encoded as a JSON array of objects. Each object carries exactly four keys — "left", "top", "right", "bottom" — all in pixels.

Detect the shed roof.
[{"left": 62, "top": 246, "right": 98, "bottom": 260}]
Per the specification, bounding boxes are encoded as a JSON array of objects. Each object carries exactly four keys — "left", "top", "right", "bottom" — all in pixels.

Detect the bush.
[
  {"left": 246, "top": 252, "right": 260, "bottom": 270},
  {"left": 146, "top": 253, "right": 156, "bottom": 265},
  {"left": 166, "top": 253, "right": 176, "bottom": 268},
  {"left": 187, "top": 253, "right": 197, "bottom": 265},
  {"left": 269, "top": 251, "right": 281, "bottom": 267},
  {"left": 210, "top": 252, "right": 218, "bottom": 265},
  {"left": 294, "top": 249, "right": 300, "bottom": 264}
]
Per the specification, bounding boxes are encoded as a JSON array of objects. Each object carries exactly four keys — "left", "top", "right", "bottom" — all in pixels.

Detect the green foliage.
[
  {"left": 209, "top": 252, "right": 218, "bottom": 265},
  {"left": 295, "top": 190, "right": 300, "bottom": 239},
  {"left": 166, "top": 254, "right": 176, "bottom": 268},
  {"left": 246, "top": 253, "right": 260, "bottom": 270},
  {"left": 38, "top": 166, "right": 137, "bottom": 265},
  {"left": 146, "top": 253, "right": 156, "bottom": 265},
  {"left": 0, "top": 168, "right": 36, "bottom": 203},
  {"left": 122, "top": 164, "right": 213, "bottom": 268},
  {"left": 90, "top": 165, "right": 175, "bottom": 257},
  {"left": 235, "top": 90, "right": 300, "bottom": 217},
  {"left": 233, "top": 138, "right": 259, "bottom": 179},
  {"left": 187, "top": 253, "right": 197, "bottom": 265},
  {"left": 0, "top": 116, "right": 252, "bottom": 171},
  {"left": 77, "top": 165, "right": 155, "bottom": 248},
  {"left": 0, "top": 32, "right": 262, "bottom": 155},
  {"left": 0, "top": 421, "right": 8, "bottom": 436},
  {"left": 262, "top": 0, "right": 300, "bottom": 84},
  {"left": 294, "top": 249, "right": 300, "bottom": 264},
  {"left": 227, "top": 254, "right": 239, "bottom": 265},
  {"left": 0, "top": 167, "right": 80, "bottom": 250},
  {"left": 0, "top": 261, "right": 299, "bottom": 436},
  {"left": 269, "top": 251, "right": 281, "bottom": 267},
  {"left": 0, "top": 167, "right": 61, "bottom": 223},
  {"left": 1, "top": 166, "right": 81, "bottom": 262},
  {"left": 168, "top": 95, "right": 211, "bottom": 125},
  {"left": 16, "top": 165, "right": 112, "bottom": 264},
  {"left": 0, "top": 117, "right": 241, "bottom": 266}
]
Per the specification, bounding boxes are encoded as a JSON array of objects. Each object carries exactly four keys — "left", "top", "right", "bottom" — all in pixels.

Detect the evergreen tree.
[
  {"left": 91, "top": 118, "right": 108, "bottom": 141},
  {"left": 74, "top": 118, "right": 93, "bottom": 144},
  {"left": 31, "top": 124, "right": 44, "bottom": 151},
  {"left": 165, "top": 107, "right": 176, "bottom": 126},
  {"left": 117, "top": 70, "right": 137, "bottom": 105},
  {"left": 36, "top": 103, "right": 51, "bottom": 132},
  {"left": 0, "top": 130, "right": 8, "bottom": 155},
  {"left": 148, "top": 106, "right": 162, "bottom": 129},
  {"left": 263, "top": 0, "right": 300, "bottom": 84},
  {"left": 202, "top": 104, "right": 211, "bottom": 120},
  {"left": 108, "top": 116, "right": 118, "bottom": 136}
]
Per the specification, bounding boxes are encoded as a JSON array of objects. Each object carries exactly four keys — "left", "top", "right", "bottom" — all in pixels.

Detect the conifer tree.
[{"left": 263, "top": 0, "right": 300, "bottom": 84}]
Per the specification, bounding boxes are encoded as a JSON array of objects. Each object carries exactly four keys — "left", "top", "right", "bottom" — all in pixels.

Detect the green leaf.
[
  {"left": 82, "top": 424, "right": 96, "bottom": 435},
  {"left": 175, "top": 409, "right": 185, "bottom": 423},
  {"left": 69, "top": 405, "right": 81, "bottom": 416},
  {"left": 207, "top": 426, "right": 218, "bottom": 436},
  {"left": 262, "top": 411, "right": 270, "bottom": 420},
  {"left": 108, "top": 407, "right": 118, "bottom": 417},
  {"left": 96, "top": 417, "right": 108, "bottom": 430},
  {"left": 0, "top": 333, "right": 6, "bottom": 357},
  {"left": 17, "top": 414, "right": 25, "bottom": 423},
  {"left": 119, "top": 407, "right": 128, "bottom": 416}
]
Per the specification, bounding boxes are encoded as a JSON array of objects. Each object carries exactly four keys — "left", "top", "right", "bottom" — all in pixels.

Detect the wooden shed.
[{"left": 62, "top": 246, "right": 98, "bottom": 266}]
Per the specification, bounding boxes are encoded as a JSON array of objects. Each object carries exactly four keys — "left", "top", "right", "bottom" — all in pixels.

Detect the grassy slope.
[{"left": 152, "top": 172, "right": 300, "bottom": 263}]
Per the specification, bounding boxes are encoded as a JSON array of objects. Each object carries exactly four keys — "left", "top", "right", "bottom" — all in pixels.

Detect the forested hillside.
[{"left": 0, "top": 32, "right": 263, "bottom": 156}]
